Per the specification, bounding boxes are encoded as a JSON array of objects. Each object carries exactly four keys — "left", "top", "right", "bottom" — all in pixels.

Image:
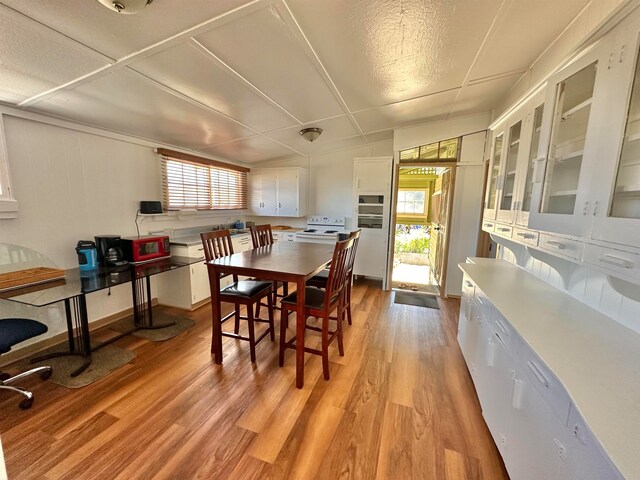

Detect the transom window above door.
[{"left": 399, "top": 137, "right": 460, "bottom": 162}]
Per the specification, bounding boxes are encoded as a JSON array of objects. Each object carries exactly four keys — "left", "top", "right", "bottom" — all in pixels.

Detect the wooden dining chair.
[
  {"left": 306, "top": 229, "right": 361, "bottom": 325},
  {"left": 279, "top": 236, "right": 355, "bottom": 380},
  {"left": 250, "top": 224, "right": 289, "bottom": 308},
  {"left": 201, "top": 230, "right": 275, "bottom": 363}
]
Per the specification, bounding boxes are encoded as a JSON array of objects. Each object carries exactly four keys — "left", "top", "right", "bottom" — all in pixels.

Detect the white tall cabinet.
[
  {"left": 353, "top": 157, "right": 393, "bottom": 283},
  {"left": 250, "top": 167, "right": 308, "bottom": 217}
]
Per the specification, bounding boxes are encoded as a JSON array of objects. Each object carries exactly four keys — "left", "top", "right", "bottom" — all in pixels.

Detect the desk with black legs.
[{"left": 1, "top": 256, "right": 201, "bottom": 377}]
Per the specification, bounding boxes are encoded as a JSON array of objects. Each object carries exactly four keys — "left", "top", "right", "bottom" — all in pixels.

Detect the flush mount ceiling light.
[
  {"left": 299, "top": 127, "right": 323, "bottom": 143},
  {"left": 97, "top": 0, "right": 154, "bottom": 14}
]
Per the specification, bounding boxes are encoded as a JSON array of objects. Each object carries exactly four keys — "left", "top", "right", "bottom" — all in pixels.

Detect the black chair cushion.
[
  {"left": 307, "top": 269, "right": 329, "bottom": 288},
  {"left": 281, "top": 287, "right": 337, "bottom": 310},
  {"left": 0, "top": 318, "right": 48, "bottom": 354},
  {"left": 221, "top": 280, "right": 272, "bottom": 298}
]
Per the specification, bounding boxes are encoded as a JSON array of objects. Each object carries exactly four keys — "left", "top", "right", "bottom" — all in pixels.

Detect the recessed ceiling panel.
[
  {"left": 265, "top": 115, "right": 359, "bottom": 154},
  {"left": 353, "top": 89, "right": 460, "bottom": 133},
  {"left": 195, "top": 7, "right": 344, "bottom": 123},
  {"left": 199, "top": 135, "right": 296, "bottom": 163},
  {"left": 34, "top": 69, "right": 255, "bottom": 149},
  {"left": 287, "top": 0, "right": 502, "bottom": 111},
  {"left": 467, "top": 0, "right": 590, "bottom": 82},
  {"left": 0, "top": 0, "right": 255, "bottom": 59},
  {"left": 130, "top": 42, "right": 297, "bottom": 132},
  {"left": 0, "top": 6, "right": 110, "bottom": 104}
]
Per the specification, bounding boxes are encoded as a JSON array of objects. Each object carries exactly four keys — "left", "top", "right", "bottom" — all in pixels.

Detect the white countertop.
[{"left": 459, "top": 259, "right": 640, "bottom": 480}]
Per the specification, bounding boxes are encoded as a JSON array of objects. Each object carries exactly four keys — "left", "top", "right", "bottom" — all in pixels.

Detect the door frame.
[{"left": 387, "top": 161, "right": 458, "bottom": 297}]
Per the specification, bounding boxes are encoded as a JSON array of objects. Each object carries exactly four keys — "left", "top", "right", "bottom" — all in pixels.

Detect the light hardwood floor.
[{"left": 0, "top": 280, "right": 508, "bottom": 479}]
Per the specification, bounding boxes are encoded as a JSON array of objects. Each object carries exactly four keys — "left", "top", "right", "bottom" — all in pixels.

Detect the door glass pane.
[
  {"left": 500, "top": 121, "right": 522, "bottom": 212},
  {"left": 541, "top": 62, "right": 597, "bottom": 214},
  {"left": 522, "top": 104, "right": 545, "bottom": 212},
  {"left": 611, "top": 48, "right": 640, "bottom": 218},
  {"left": 486, "top": 134, "right": 504, "bottom": 209}
]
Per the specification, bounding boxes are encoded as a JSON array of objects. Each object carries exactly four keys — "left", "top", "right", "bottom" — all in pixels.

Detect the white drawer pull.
[
  {"left": 512, "top": 378, "right": 524, "bottom": 409},
  {"left": 516, "top": 232, "right": 535, "bottom": 239},
  {"left": 497, "top": 227, "right": 510, "bottom": 232},
  {"left": 484, "top": 223, "right": 494, "bottom": 228},
  {"left": 598, "top": 254, "right": 633, "bottom": 269},
  {"left": 527, "top": 360, "right": 550, "bottom": 388},
  {"left": 546, "top": 240, "right": 566, "bottom": 250},
  {"left": 465, "top": 280, "right": 473, "bottom": 287},
  {"left": 495, "top": 318, "right": 509, "bottom": 336},
  {"left": 486, "top": 337, "right": 496, "bottom": 367}
]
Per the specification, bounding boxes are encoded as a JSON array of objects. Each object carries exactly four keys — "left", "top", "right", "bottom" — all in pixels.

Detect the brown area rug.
[
  {"left": 394, "top": 291, "right": 440, "bottom": 309},
  {"left": 25, "top": 344, "right": 136, "bottom": 389},
  {"left": 109, "top": 312, "right": 195, "bottom": 342}
]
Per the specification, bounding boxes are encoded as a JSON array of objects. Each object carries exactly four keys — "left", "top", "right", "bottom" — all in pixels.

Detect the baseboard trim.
[{"left": 0, "top": 299, "right": 159, "bottom": 368}]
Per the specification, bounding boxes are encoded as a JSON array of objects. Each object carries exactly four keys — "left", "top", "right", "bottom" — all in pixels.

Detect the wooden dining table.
[{"left": 207, "top": 241, "right": 335, "bottom": 388}]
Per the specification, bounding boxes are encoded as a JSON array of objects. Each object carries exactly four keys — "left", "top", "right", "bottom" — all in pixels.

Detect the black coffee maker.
[{"left": 94, "top": 235, "right": 129, "bottom": 267}]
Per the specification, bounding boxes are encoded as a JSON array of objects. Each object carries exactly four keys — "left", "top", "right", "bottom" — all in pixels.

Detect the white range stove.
[{"left": 295, "top": 216, "right": 350, "bottom": 244}]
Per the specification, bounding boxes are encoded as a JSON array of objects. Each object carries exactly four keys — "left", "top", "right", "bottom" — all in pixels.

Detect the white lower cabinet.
[
  {"left": 157, "top": 244, "right": 209, "bottom": 310},
  {"left": 459, "top": 275, "right": 623, "bottom": 480}
]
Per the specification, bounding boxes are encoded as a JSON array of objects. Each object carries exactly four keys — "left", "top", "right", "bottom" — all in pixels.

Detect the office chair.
[{"left": 0, "top": 318, "right": 53, "bottom": 409}]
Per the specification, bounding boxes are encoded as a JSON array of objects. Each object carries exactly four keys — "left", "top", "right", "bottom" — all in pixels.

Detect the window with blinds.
[{"left": 160, "top": 153, "right": 248, "bottom": 211}]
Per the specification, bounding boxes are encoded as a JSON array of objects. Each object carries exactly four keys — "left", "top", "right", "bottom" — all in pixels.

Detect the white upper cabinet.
[
  {"left": 591, "top": 10, "right": 640, "bottom": 246},
  {"left": 250, "top": 167, "right": 308, "bottom": 217},
  {"left": 496, "top": 119, "right": 524, "bottom": 224},
  {"left": 528, "top": 39, "right": 612, "bottom": 236},
  {"left": 516, "top": 96, "right": 546, "bottom": 227},
  {"left": 484, "top": 126, "right": 506, "bottom": 221}
]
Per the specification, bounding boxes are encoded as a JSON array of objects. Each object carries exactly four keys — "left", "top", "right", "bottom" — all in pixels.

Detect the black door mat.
[{"left": 394, "top": 291, "right": 440, "bottom": 309}]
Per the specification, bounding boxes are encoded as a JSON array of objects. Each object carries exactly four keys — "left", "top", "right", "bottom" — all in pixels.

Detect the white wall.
[
  {"left": 493, "top": 0, "right": 630, "bottom": 122},
  {"left": 0, "top": 115, "right": 247, "bottom": 349},
  {"left": 394, "top": 113, "right": 490, "bottom": 153},
  {"left": 251, "top": 139, "right": 393, "bottom": 229}
]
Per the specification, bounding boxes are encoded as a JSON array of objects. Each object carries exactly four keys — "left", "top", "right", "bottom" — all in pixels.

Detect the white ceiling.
[{"left": 0, "top": 0, "right": 590, "bottom": 164}]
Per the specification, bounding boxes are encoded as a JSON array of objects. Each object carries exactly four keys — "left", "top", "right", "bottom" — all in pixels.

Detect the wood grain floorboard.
[{"left": 0, "top": 279, "right": 508, "bottom": 479}]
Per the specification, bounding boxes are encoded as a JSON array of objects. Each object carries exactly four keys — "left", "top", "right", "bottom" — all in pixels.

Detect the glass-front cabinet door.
[
  {"left": 516, "top": 93, "right": 546, "bottom": 227},
  {"left": 496, "top": 120, "right": 522, "bottom": 223},
  {"left": 591, "top": 17, "right": 640, "bottom": 246},
  {"left": 484, "top": 128, "right": 505, "bottom": 221},
  {"left": 528, "top": 39, "right": 611, "bottom": 236}
]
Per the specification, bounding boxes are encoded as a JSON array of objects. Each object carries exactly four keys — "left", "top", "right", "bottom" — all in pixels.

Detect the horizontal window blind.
[{"left": 161, "top": 155, "right": 247, "bottom": 210}]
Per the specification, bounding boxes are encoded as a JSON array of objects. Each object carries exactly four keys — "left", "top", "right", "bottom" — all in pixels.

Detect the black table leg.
[{"left": 30, "top": 295, "right": 92, "bottom": 377}]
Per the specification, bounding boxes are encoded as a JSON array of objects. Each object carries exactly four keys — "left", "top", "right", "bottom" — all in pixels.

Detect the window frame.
[
  {"left": 0, "top": 114, "right": 18, "bottom": 219},
  {"left": 396, "top": 188, "right": 428, "bottom": 216}
]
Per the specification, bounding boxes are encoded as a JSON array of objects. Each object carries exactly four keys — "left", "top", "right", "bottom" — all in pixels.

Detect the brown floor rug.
[
  {"left": 24, "top": 344, "right": 136, "bottom": 389},
  {"left": 109, "top": 312, "right": 195, "bottom": 342},
  {"left": 394, "top": 291, "right": 440, "bottom": 309}
]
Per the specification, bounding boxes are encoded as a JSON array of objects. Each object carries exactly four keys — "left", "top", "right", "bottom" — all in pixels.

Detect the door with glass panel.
[
  {"left": 516, "top": 93, "right": 546, "bottom": 227},
  {"left": 528, "top": 41, "right": 611, "bottom": 236},
  {"left": 592, "top": 22, "right": 640, "bottom": 245},
  {"left": 484, "top": 127, "right": 506, "bottom": 221},
  {"left": 496, "top": 120, "right": 524, "bottom": 224}
]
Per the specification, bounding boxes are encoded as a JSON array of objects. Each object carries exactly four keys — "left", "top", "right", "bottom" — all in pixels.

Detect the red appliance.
[{"left": 120, "top": 235, "right": 171, "bottom": 264}]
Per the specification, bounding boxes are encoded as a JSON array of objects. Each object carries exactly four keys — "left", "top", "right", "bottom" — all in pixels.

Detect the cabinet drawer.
[
  {"left": 512, "top": 227, "right": 539, "bottom": 246},
  {"left": 584, "top": 244, "right": 640, "bottom": 281},
  {"left": 520, "top": 347, "right": 571, "bottom": 424},
  {"left": 489, "top": 311, "right": 521, "bottom": 356},
  {"left": 285, "top": 232, "right": 296, "bottom": 242},
  {"left": 482, "top": 220, "right": 496, "bottom": 233},
  {"left": 539, "top": 233, "right": 583, "bottom": 261},
  {"left": 494, "top": 224, "right": 513, "bottom": 238},
  {"left": 187, "top": 244, "right": 205, "bottom": 260}
]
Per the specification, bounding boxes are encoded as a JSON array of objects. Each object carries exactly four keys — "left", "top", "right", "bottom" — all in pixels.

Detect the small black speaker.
[{"left": 140, "top": 201, "right": 163, "bottom": 214}]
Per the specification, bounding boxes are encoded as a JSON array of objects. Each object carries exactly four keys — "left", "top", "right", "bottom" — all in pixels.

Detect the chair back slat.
[
  {"left": 324, "top": 236, "right": 355, "bottom": 309},
  {"left": 200, "top": 230, "right": 235, "bottom": 262},
  {"left": 250, "top": 224, "right": 274, "bottom": 248},
  {"left": 346, "top": 229, "right": 361, "bottom": 276}
]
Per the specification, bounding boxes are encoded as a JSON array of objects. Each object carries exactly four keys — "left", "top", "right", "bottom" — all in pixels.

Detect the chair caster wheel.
[
  {"left": 19, "top": 398, "right": 33, "bottom": 410},
  {"left": 40, "top": 369, "right": 53, "bottom": 381}
]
